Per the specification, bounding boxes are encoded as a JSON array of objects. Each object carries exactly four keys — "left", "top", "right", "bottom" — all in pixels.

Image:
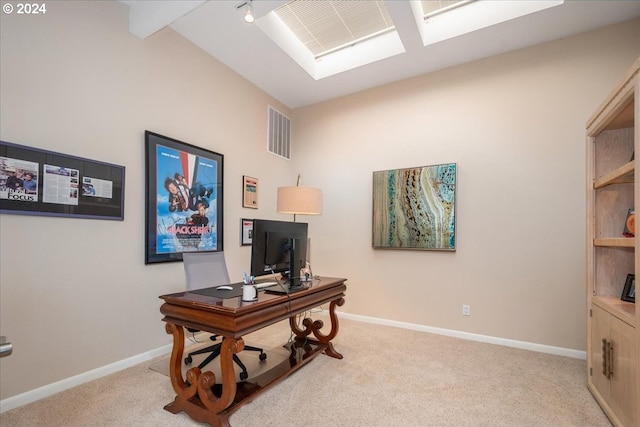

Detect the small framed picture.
[
  {"left": 243, "top": 176, "right": 258, "bottom": 209},
  {"left": 621, "top": 274, "right": 635, "bottom": 303},
  {"left": 241, "top": 218, "right": 253, "bottom": 246}
]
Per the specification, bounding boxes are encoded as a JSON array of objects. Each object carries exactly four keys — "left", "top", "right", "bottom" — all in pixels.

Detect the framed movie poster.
[{"left": 145, "top": 131, "right": 223, "bottom": 264}]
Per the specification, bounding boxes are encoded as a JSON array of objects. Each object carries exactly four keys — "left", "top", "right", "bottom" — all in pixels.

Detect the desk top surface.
[
  {"left": 159, "top": 276, "right": 347, "bottom": 337},
  {"left": 159, "top": 276, "right": 347, "bottom": 314}
]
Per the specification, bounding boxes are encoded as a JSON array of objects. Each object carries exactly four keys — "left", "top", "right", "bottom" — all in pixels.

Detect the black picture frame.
[
  {"left": 0, "top": 140, "right": 125, "bottom": 220},
  {"left": 144, "top": 131, "right": 223, "bottom": 264},
  {"left": 241, "top": 218, "right": 253, "bottom": 246},
  {"left": 621, "top": 274, "right": 636, "bottom": 303}
]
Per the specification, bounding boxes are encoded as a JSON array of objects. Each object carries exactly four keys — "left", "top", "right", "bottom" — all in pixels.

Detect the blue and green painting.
[{"left": 372, "top": 163, "right": 456, "bottom": 250}]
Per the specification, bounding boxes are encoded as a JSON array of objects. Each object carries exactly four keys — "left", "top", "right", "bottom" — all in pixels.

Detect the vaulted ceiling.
[{"left": 121, "top": 1, "right": 640, "bottom": 108}]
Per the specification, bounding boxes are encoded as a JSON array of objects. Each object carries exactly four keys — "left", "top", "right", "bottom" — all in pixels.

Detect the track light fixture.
[{"left": 237, "top": 0, "right": 254, "bottom": 24}]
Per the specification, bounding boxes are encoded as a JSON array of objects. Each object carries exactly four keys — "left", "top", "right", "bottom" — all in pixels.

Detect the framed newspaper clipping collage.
[{"left": 0, "top": 140, "right": 125, "bottom": 220}]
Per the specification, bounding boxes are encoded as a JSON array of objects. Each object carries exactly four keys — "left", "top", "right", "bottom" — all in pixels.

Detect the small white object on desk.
[
  {"left": 242, "top": 284, "right": 257, "bottom": 301},
  {"left": 255, "top": 282, "right": 278, "bottom": 289}
]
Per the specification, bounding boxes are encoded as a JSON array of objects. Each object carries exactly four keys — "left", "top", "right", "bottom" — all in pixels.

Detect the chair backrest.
[{"left": 183, "top": 251, "right": 230, "bottom": 291}]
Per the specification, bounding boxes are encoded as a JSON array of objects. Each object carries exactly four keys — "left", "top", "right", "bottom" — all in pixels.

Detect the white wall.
[
  {"left": 0, "top": 0, "right": 638, "bottom": 404},
  {"left": 0, "top": 1, "right": 295, "bottom": 401},
  {"left": 292, "top": 19, "right": 640, "bottom": 350}
]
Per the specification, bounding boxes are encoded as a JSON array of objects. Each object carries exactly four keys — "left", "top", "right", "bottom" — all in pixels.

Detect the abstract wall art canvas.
[{"left": 372, "top": 163, "right": 456, "bottom": 251}]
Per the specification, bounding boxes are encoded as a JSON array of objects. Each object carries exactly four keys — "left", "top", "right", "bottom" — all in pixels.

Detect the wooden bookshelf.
[{"left": 586, "top": 58, "right": 639, "bottom": 427}]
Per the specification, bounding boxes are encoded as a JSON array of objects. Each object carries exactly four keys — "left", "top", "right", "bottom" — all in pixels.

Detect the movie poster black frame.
[
  {"left": 145, "top": 131, "right": 224, "bottom": 264},
  {"left": 0, "top": 140, "right": 125, "bottom": 220}
]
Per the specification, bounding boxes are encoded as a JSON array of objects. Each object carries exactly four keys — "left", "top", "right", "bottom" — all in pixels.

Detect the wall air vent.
[{"left": 268, "top": 106, "right": 291, "bottom": 160}]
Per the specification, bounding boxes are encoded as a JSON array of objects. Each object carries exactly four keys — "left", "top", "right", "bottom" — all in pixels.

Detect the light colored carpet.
[
  {"left": 148, "top": 338, "right": 291, "bottom": 383},
  {"left": 0, "top": 315, "right": 610, "bottom": 427}
]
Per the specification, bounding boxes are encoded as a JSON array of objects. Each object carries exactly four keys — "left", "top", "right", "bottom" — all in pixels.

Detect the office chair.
[{"left": 182, "top": 251, "right": 266, "bottom": 381}]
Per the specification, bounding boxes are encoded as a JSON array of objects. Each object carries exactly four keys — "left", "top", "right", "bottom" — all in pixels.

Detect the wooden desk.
[{"left": 159, "top": 276, "right": 347, "bottom": 427}]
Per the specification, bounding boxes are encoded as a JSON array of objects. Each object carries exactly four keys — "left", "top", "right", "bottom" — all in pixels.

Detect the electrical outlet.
[{"left": 462, "top": 304, "right": 471, "bottom": 316}]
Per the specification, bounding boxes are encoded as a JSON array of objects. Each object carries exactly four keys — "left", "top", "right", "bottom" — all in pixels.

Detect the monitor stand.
[{"left": 264, "top": 279, "right": 308, "bottom": 295}]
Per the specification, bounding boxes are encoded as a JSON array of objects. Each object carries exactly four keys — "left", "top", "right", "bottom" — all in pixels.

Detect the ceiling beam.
[{"left": 120, "top": 0, "right": 206, "bottom": 39}]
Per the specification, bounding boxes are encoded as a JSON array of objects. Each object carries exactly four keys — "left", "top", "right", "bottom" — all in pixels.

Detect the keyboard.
[{"left": 254, "top": 281, "right": 279, "bottom": 289}]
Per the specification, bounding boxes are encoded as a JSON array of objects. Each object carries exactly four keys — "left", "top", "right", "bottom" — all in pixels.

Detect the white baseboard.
[
  {"left": 0, "top": 343, "right": 173, "bottom": 414},
  {"left": 1, "top": 313, "right": 585, "bottom": 414},
  {"left": 337, "top": 311, "right": 587, "bottom": 360}
]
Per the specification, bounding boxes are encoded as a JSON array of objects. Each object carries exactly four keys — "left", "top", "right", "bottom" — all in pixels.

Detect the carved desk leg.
[
  {"left": 163, "top": 322, "right": 244, "bottom": 427},
  {"left": 289, "top": 297, "right": 345, "bottom": 359}
]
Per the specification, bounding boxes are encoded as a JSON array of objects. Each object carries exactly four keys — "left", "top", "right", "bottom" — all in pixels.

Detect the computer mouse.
[{"left": 216, "top": 285, "right": 233, "bottom": 290}]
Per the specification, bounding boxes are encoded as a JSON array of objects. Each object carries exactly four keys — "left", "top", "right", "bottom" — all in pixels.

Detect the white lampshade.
[{"left": 277, "top": 186, "right": 322, "bottom": 215}]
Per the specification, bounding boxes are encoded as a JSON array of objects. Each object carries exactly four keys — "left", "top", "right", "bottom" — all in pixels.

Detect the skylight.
[
  {"left": 411, "top": 0, "right": 565, "bottom": 46},
  {"left": 275, "top": 0, "right": 395, "bottom": 59},
  {"left": 421, "top": 1, "right": 475, "bottom": 18},
  {"left": 258, "top": 0, "right": 405, "bottom": 80}
]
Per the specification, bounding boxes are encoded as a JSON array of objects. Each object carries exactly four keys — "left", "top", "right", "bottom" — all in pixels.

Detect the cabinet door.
[
  {"left": 591, "top": 305, "right": 611, "bottom": 401},
  {"left": 609, "top": 315, "right": 637, "bottom": 427}
]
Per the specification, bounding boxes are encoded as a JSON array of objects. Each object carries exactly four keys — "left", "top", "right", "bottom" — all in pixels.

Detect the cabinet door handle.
[
  {"left": 602, "top": 338, "right": 608, "bottom": 377},
  {"left": 607, "top": 341, "right": 613, "bottom": 379}
]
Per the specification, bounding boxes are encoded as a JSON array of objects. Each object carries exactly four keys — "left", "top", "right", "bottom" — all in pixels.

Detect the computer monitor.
[{"left": 250, "top": 219, "right": 308, "bottom": 291}]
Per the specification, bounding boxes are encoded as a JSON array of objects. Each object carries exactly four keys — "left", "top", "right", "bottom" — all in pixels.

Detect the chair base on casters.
[{"left": 184, "top": 339, "right": 267, "bottom": 381}]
